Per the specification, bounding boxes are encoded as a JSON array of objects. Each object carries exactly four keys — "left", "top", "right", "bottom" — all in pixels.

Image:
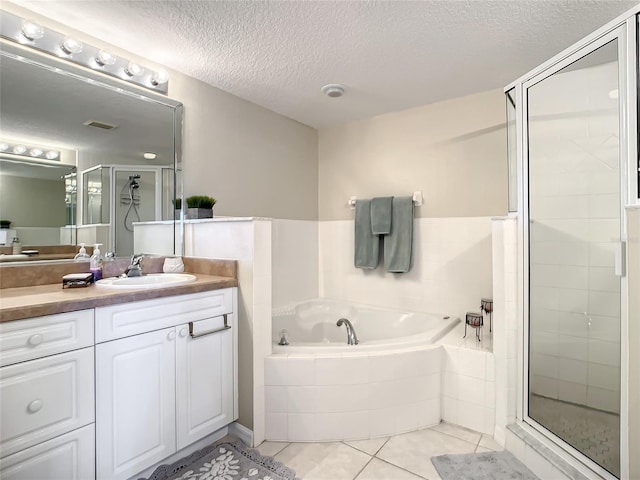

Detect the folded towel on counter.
[
  {"left": 384, "top": 196, "right": 414, "bottom": 273},
  {"left": 370, "top": 196, "right": 393, "bottom": 235},
  {"left": 354, "top": 199, "right": 380, "bottom": 269}
]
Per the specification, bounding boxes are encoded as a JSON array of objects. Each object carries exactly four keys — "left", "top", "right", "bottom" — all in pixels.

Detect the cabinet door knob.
[
  {"left": 179, "top": 328, "right": 188, "bottom": 338},
  {"left": 28, "top": 334, "right": 43, "bottom": 346},
  {"left": 27, "top": 399, "right": 43, "bottom": 413},
  {"left": 167, "top": 331, "right": 176, "bottom": 341}
]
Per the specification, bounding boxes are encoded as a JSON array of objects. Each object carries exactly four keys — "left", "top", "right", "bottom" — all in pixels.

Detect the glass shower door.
[{"left": 526, "top": 37, "right": 622, "bottom": 477}]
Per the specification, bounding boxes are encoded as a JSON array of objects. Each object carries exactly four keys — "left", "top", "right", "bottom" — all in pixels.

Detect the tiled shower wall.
[{"left": 528, "top": 61, "right": 621, "bottom": 413}]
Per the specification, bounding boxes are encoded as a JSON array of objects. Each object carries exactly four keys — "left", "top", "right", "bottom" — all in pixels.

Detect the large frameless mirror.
[{"left": 0, "top": 40, "right": 182, "bottom": 261}]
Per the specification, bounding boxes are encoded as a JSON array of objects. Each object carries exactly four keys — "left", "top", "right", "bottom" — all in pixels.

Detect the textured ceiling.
[{"left": 11, "top": 0, "right": 639, "bottom": 128}]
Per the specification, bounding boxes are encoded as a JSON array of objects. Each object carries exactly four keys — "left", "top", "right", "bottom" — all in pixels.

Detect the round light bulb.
[
  {"left": 125, "top": 62, "right": 144, "bottom": 77},
  {"left": 13, "top": 145, "right": 27, "bottom": 155},
  {"left": 0, "top": 143, "right": 9, "bottom": 152},
  {"left": 143, "top": 152, "right": 157, "bottom": 160},
  {"left": 96, "top": 49, "right": 117, "bottom": 66},
  {"left": 151, "top": 69, "right": 169, "bottom": 85},
  {"left": 21, "top": 20, "right": 44, "bottom": 41},
  {"left": 29, "top": 148, "right": 43, "bottom": 157},
  {"left": 61, "top": 36, "right": 83, "bottom": 55},
  {"left": 45, "top": 150, "right": 60, "bottom": 160}
]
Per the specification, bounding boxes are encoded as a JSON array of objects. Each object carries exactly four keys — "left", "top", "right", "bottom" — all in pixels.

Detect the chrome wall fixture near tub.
[{"left": 265, "top": 299, "right": 460, "bottom": 442}]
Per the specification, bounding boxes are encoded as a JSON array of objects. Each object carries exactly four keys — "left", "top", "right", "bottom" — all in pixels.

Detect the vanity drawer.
[
  {"left": 95, "top": 288, "right": 233, "bottom": 342},
  {"left": 0, "top": 424, "right": 95, "bottom": 480},
  {"left": 0, "top": 347, "right": 95, "bottom": 457},
  {"left": 0, "top": 310, "right": 94, "bottom": 367}
]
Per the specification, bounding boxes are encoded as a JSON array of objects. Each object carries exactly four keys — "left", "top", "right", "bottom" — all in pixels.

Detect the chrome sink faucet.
[
  {"left": 124, "top": 254, "right": 143, "bottom": 277},
  {"left": 337, "top": 318, "right": 359, "bottom": 345}
]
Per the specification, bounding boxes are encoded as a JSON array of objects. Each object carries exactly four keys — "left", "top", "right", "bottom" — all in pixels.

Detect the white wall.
[
  {"left": 528, "top": 61, "right": 621, "bottom": 413},
  {"left": 318, "top": 89, "right": 508, "bottom": 221}
]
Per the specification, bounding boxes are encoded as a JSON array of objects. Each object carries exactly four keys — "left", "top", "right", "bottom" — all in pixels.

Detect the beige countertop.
[{"left": 0, "top": 273, "right": 238, "bottom": 322}]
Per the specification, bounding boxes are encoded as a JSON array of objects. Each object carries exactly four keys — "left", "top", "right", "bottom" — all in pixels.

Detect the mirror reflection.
[{"left": 0, "top": 48, "right": 180, "bottom": 261}]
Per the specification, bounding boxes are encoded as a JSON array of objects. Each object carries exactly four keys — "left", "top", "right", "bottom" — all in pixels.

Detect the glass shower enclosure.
[
  {"left": 506, "top": 14, "right": 638, "bottom": 478},
  {"left": 81, "top": 164, "right": 174, "bottom": 256}
]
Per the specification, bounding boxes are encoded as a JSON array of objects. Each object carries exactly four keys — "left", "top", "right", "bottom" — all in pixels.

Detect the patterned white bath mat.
[{"left": 141, "top": 440, "right": 299, "bottom": 480}]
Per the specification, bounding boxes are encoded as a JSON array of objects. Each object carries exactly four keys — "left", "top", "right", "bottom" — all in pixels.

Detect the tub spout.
[{"left": 337, "top": 318, "right": 359, "bottom": 345}]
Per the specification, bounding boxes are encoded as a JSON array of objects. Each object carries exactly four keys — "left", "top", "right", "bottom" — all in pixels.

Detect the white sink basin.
[{"left": 95, "top": 273, "right": 197, "bottom": 290}]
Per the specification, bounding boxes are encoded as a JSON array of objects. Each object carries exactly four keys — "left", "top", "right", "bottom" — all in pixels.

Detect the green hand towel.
[
  {"left": 384, "top": 196, "right": 414, "bottom": 273},
  {"left": 354, "top": 199, "right": 379, "bottom": 269},
  {"left": 371, "top": 196, "right": 393, "bottom": 235}
]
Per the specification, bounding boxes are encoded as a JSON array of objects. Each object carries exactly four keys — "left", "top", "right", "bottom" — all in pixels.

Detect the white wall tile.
[
  {"left": 369, "top": 407, "right": 397, "bottom": 438},
  {"left": 458, "top": 348, "right": 486, "bottom": 379},
  {"left": 288, "top": 413, "right": 317, "bottom": 442},
  {"left": 288, "top": 357, "right": 316, "bottom": 385},
  {"left": 418, "top": 397, "right": 441, "bottom": 428},
  {"left": 457, "top": 400, "right": 486, "bottom": 433},
  {"left": 288, "top": 386, "right": 318, "bottom": 413},
  {"left": 588, "top": 338, "right": 620, "bottom": 366},
  {"left": 441, "top": 396, "right": 458, "bottom": 424},
  {"left": 265, "top": 357, "right": 288, "bottom": 386},
  {"left": 458, "top": 375, "right": 486, "bottom": 406},
  {"left": 341, "top": 411, "right": 370, "bottom": 440},
  {"left": 266, "top": 413, "right": 288, "bottom": 441},
  {"left": 315, "top": 413, "right": 345, "bottom": 441},
  {"left": 265, "top": 386, "right": 288, "bottom": 413}
]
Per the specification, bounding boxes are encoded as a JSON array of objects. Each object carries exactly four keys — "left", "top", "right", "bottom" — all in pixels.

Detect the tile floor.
[{"left": 257, "top": 421, "right": 503, "bottom": 480}]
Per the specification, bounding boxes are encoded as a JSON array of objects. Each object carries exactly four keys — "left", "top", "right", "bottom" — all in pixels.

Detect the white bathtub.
[
  {"left": 272, "top": 298, "right": 459, "bottom": 353},
  {"left": 264, "top": 299, "right": 460, "bottom": 442}
]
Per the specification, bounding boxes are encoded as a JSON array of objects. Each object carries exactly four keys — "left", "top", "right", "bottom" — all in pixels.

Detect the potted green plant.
[
  {"left": 184, "top": 195, "right": 216, "bottom": 219},
  {"left": 0, "top": 220, "right": 11, "bottom": 229}
]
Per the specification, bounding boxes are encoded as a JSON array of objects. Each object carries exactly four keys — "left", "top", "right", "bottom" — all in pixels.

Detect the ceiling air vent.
[{"left": 83, "top": 120, "right": 118, "bottom": 130}]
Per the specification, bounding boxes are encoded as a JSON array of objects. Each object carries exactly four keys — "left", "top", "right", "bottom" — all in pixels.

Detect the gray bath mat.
[
  {"left": 141, "top": 439, "right": 299, "bottom": 480},
  {"left": 431, "top": 451, "right": 540, "bottom": 480}
]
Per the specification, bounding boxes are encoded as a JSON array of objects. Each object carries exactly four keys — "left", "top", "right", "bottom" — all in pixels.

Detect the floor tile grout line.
[
  {"left": 352, "top": 455, "right": 375, "bottom": 480},
  {"left": 267, "top": 442, "right": 290, "bottom": 457},
  {"left": 372, "top": 436, "right": 391, "bottom": 457},
  {"left": 430, "top": 427, "right": 483, "bottom": 448},
  {"left": 370, "top": 456, "right": 429, "bottom": 479}
]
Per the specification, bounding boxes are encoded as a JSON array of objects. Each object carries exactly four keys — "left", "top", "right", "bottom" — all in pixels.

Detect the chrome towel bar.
[{"left": 189, "top": 314, "right": 231, "bottom": 338}]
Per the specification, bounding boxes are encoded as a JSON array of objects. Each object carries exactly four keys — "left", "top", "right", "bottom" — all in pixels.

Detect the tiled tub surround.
[
  {"left": 318, "top": 217, "right": 493, "bottom": 324},
  {"left": 265, "top": 342, "right": 495, "bottom": 442}
]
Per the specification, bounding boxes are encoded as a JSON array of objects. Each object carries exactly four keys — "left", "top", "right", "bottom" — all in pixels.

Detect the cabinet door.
[
  {"left": 176, "top": 315, "right": 233, "bottom": 450},
  {"left": 96, "top": 328, "right": 176, "bottom": 480},
  {"left": 0, "top": 424, "right": 95, "bottom": 480}
]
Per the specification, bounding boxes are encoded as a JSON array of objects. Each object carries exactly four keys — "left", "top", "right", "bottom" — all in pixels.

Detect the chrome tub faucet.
[{"left": 337, "top": 318, "right": 359, "bottom": 345}]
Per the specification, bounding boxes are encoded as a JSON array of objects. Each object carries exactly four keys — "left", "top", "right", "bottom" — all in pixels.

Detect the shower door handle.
[{"left": 614, "top": 241, "right": 626, "bottom": 277}]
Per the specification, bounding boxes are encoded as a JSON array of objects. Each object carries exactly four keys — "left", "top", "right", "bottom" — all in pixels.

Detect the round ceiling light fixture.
[
  {"left": 321, "top": 84, "right": 345, "bottom": 98},
  {"left": 143, "top": 152, "right": 157, "bottom": 160}
]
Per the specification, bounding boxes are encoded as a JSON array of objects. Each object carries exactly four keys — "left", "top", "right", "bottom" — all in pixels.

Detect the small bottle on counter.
[
  {"left": 90, "top": 243, "right": 104, "bottom": 281},
  {"left": 74, "top": 243, "right": 90, "bottom": 262},
  {"left": 11, "top": 237, "right": 21, "bottom": 255}
]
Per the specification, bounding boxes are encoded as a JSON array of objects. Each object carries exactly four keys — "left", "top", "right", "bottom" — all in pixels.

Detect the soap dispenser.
[
  {"left": 74, "top": 243, "right": 90, "bottom": 262},
  {"left": 90, "top": 243, "right": 104, "bottom": 281}
]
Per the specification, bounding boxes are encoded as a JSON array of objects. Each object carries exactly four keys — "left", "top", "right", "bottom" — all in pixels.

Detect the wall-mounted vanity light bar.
[
  {"left": 0, "top": 140, "right": 60, "bottom": 161},
  {"left": 0, "top": 10, "right": 169, "bottom": 94}
]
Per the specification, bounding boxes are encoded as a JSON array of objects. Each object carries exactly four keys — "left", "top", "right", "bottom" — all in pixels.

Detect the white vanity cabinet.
[
  {"left": 95, "top": 288, "right": 237, "bottom": 480},
  {"left": 0, "top": 310, "right": 95, "bottom": 480}
]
